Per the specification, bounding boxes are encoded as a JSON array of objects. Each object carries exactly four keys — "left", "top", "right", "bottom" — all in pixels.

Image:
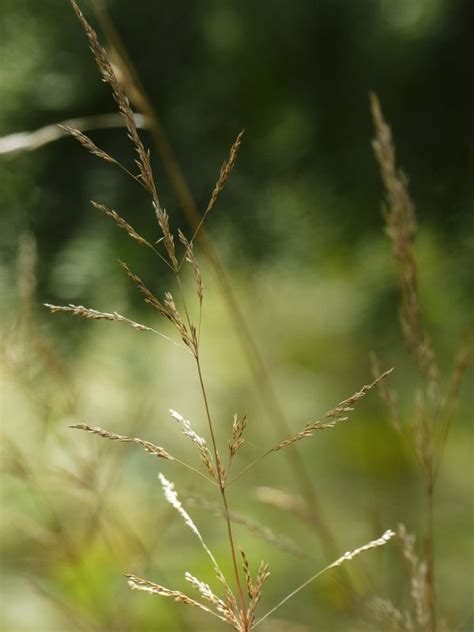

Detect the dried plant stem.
[
  {"left": 88, "top": 0, "right": 342, "bottom": 568},
  {"left": 195, "top": 355, "right": 249, "bottom": 631},
  {"left": 0, "top": 112, "right": 146, "bottom": 155}
]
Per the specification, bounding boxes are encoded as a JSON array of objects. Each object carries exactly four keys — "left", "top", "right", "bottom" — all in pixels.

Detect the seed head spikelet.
[
  {"left": 91, "top": 201, "right": 156, "bottom": 252},
  {"left": 188, "top": 130, "right": 245, "bottom": 247},
  {"left": 158, "top": 473, "right": 229, "bottom": 592},
  {"left": 71, "top": 1, "right": 158, "bottom": 202},
  {"left": 126, "top": 574, "right": 229, "bottom": 623},
  {"left": 58, "top": 124, "right": 118, "bottom": 166},
  {"left": 169, "top": 410, "right": 216, "bottom": 478},
  {"left": 229, "top": 413, "right": 248, "bottom": 459},
  {"left": 119, "top": 261, "right": 172, "bottom": 321},
  {"left": 71, "top": 423, "right": 174, "bottom": 460},
  {"left": 370, "top": 92, "right": 439, "bottom": 401}
]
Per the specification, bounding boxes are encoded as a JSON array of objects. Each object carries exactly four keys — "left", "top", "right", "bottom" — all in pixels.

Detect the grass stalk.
[{"left": 195, "top": 355, "right": 249, "bottom": 630}]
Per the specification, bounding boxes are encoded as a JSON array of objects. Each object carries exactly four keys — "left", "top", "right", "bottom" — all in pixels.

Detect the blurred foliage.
[{"left": 0, "top": 0, "right": 473, "bottom": 630}]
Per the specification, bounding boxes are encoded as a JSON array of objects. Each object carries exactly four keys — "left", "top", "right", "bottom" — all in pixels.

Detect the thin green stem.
[
  {"left": 253, "top": 562, "right": 334, "bottom": 628},
  {"left": 227, "top": 451, "right": 271, "bottom": 486},
  {"left": 424, "top": 462, "right": 436, "bottom": 632},
  {"left": 174, "top": 458, "right": 218, "bottom": 487},
  {"left": 195, "top": 355, "right": 248, "bottom": 631},
  {"left": 175, "top": 274, "right": 193, "bottom": 335}
]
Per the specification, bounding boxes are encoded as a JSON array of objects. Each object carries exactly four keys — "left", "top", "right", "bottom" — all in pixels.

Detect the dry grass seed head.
[
  {"left": 248, "top": 562, "right": 270, "bottom": 619},
  {"left": 169, "top": 410, "right": 217, "bottom": 479},
  {"left": 158, "top": 473, "right": 230, "bottom": 590},
  {"left": 239, "top": 549, "right": 270, "bottom": 628},
  {"left": 119, "top": 261, "right": 169, "bottom": 317},
  {"left": 370, "top": 597, "right": 414, "bottom": 632},
  {"left": 185, "top": 572, "right": 240, "bottom": 628},
  {"left": 71, "top": 1, "right": 158, "bottom": 202},
  {"left": 45, "top": 303, "right": 151, "bottom": 332},
  {"left": 188, "top": 130, "right": 245, "bottom": 247},
  {"left": 270, "top": 368, "right": 393, "bottom": 453},
  {"left": 206, "top": 130, "right": 245, "bottom": 216},
  {"left": 70, "top": 423, "right": 174, "bottom": 460},
  {"left": 229, "top": 413, "right": 249, "bottom": 458},
  {"left": 370, "top": 93, "right": 439, "bottom": 402},
  {"left": 154, "top": 203, "right": 178, "bottom": 270},
  {"left": 397, "top": 524, "right": 431, "bottom": 629},
  {"left": 58, "top": 124, "right": 118, "bottom": 166},
  {"left": 163, "top": 292, "right": 192, "bottom": 349},
  {"left": 126, "top": 574, "right": 230, "bottom": 624},
  {"left": 44, "top": 303, "right": 189, "bottom": 352},
  {"left": 91, "top": 201, "right": 156, "bottom": 251}
]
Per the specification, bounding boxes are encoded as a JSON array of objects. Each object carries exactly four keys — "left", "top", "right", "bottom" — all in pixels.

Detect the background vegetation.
[{"left": 1, "top": 0, "right": 472, "bottom": 630}]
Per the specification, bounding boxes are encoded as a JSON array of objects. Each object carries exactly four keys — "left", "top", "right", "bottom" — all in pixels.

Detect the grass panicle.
[
  {"left": 371, "top": 94, "right": 470, "bottom": 632},
  {"left": 71, "top": 0, "right": 158, "bottom": 202},
  {"left": 44, "top": 6, "right": 397, "bottom": 630}
]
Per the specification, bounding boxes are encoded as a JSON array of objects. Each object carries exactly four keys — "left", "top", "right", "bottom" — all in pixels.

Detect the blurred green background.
[{"left": 1, "top": 0, "right": 473, "bottom": 630}]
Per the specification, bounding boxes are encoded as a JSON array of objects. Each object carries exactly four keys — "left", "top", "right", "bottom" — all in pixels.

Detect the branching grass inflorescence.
[
  {"left": 44, "top": 4, "right": 396, "bottom": 629},
  {"left": 370, "top": 93, "right": 470, "bottom": 632}
]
